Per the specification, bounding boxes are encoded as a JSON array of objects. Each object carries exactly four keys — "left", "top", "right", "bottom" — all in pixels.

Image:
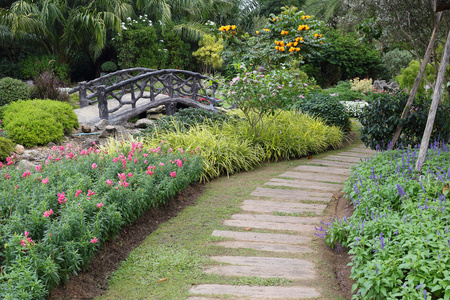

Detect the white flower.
[
  {"left": 159, "top": 20, "right": 162, "bottom": 25},
  {"left": 127, "top": 17, "right": 131, "bottom": 20}
]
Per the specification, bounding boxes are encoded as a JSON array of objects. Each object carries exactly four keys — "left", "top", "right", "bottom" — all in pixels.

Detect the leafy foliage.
[
  {"left": 395, "top": 60, "right": 435, "bottom": 96},
  {"left": 192, "top": 34, "right": 224, "bottom": 74},
  {"left": 3, "top": 99, "right": 78, "bottom": 147},
  {"left": 0, "top": 77, "right": 30, "bottom": 106},
  {"left": 19, "top": 54, "right": 70, "bottom": 83},
  {"left": 224, "top": 63, "right": 315, "bottom": 136},
  {"left": 100, "top": 61, "right": 118, "bottom": 72},
  {"left": 0, "top": 136, "right": 14, "bottom": 162},
  {"left": 325, "top": 80, "right": 363, "bottom": 101},
  {"left": 291, "top": 91, "right": 351, "bottom": 132},
  {"left": 0, "top": 142, "right": 202, "bottom": 298},
  {"left": 325, "top": 146, "right": 450, "bottom": 298},
  {"left": 301, "top": 28, "right": 389, "bottom": 87},
  {"left": 358, "top": 90, "right": 450, "bottom": 150},
  {"left": 30, "top": 71, "right": 69, "bottom": 102},
  {"left": 382, "top": 49, "right": 414, "bottom": 79}
]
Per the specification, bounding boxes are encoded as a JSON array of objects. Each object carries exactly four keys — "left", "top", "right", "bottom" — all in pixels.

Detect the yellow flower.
[
  {"left": 295, "top": 47, "right": 300, "bottom": 52},
  {"left": 279, "top": 46, "right": 285, "bottom": 51},
  {"left": 279, "top": 41, "right": 285, "bottom": 46},
  {"left": 301, "top": 15, "right": 311, "bottom": 20},
  {"left": 263, "top": 28, "right": 270, "bottom": 32},
  {"left": 256, "top": 31, "right": 259, "bottom": 34},
  {"left": 289, "top": 47, "right": 295, "bottom": 52},
  {"left": 231, "top": 25, "right": 237, "bottom": 30},
  {"left": 280, "top": 30, "right": 289, "bottom": 35},
  {"left": 286, "top": 42, "right": 293, "bottom": 47},
  {"left": 295, "top": 36, "right": 303, "bottom": 42},
  {"left": 293, "top": 42, "right": 298, "bottom": 46},
  {"left": 314, "top": 33, "right": 322, "bottom": 38}
]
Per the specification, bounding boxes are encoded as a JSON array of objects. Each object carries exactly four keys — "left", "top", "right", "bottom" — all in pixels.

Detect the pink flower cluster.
[
  {"left": 20, "top": 231, "right": 34, "bottom": 247},
  {"left": 58, "top": 192, "right": 66, "bottom": 204},
  {"left": 43, "top": 209, "right": 54, "bottom": 217}
]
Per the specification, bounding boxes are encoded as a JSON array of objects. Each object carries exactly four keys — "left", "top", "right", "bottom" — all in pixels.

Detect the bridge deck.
[{"left": 74, "top": 93, "right": 169, "bottom": 125}]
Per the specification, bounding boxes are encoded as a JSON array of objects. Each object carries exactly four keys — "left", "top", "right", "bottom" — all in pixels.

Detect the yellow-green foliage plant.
[
  {"left": 141, "top": 120, "right": 264, "bottom": 182},
  {"left": 238, "top": 110, "right": 343, "bottom": 161}
]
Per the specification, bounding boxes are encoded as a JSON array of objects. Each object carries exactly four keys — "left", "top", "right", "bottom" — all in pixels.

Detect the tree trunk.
[
  {"left": 388, "top": 12, "right": 443, "bottom": 150},
  {"left": 415, "top": 29, "right": 450, "bottom": 171},
  {"left": 434, "top": 0, "right": 450, "bottom": 12}
]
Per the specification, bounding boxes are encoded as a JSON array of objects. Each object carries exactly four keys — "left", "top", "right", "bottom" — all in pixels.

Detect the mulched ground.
[{"left": 49, "top": 183, "right": 205, "bottom": 299}]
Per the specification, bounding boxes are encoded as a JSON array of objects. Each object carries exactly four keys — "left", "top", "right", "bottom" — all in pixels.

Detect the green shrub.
[
  {"left": 0, "top": 136, "right": 14, "bottom": 162},
  {"left": 395, "top": 60, "right": 435, "bottom": 96},
  {"left": 3, "top": 99, "right": 79, "bottom": 147},
  {"left": 358, "top": 90, "right": 450, "bottom": 149},
  {"left": 382, "top": 48, "right": 414, "bottom": 79},
  {"left": 0, "top": 77, "right": 30, "bottom": 106},
  {"left": 325, "top": 81, "right": 363, "bottom": 101},
  {"left": 101, "top": 61, "right": 118, "bottom": 72},
  {"left": 19, "top": 54, "right": 70, "bottom": 83},
  {"left": 291, "top": 91, "right": 352, "bottom": 132}
]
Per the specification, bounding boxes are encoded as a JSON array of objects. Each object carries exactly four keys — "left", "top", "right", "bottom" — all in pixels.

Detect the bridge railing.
[
  {"left": 68, "top": 68, "right": 156, "bottom": 107},
  {"left": 71, "top": 69, "right": 220, "bottom": 120}
]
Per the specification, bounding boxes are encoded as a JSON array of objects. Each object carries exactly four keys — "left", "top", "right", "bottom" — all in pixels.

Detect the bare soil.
[{"left": 49, "top": 183, "right": 205, "bottom": 300}]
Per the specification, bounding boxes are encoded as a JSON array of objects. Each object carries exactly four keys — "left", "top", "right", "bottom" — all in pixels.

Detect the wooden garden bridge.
[{"left": 69, "top": 68, "right": 220, "bottom": 123}]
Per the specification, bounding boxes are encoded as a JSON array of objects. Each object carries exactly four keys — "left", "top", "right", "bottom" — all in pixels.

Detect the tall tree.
[{"left": 1, "top": 0, "right": 134, "bottom": 64}]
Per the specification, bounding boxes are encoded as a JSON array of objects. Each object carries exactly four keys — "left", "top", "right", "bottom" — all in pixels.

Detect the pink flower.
[
  {"left": 146, "top": 170, "right": 154, "bottom": 176},
  {"left": 36, "top": 165, "right": 42, "bottom": 172},
  {"left": 15, "top": 185, "right": 18, "bottom": 190},
  {"left": 161, "top": 140, "right": 165, "bottom": 144},
  {"left": 91, "top": 163, "right": 98, "bottom": 169},
  {"left": 25, "top": 231, "right": 29, "bottom": 238},
  {"left": 134, "top": 158, "right": 137, "bottom": 163},
  {"left": 42, "top": 177, "right": 49, "bottom": 184},
  {"left": 58, "top": 192, "right": 66, "bottom": 204},
  {"left": 43, "top": 209, "right": 54, "bottom": 217},
  {"left": 117, "top": 173, "right": 126, "bottom": 181},
  {"left": 159, "top": 162, "right": 164, "bottom": 167},
  {"left": 27, "top": 237, "right": 34, "bottom": 244},
  {"left": 20, "top": 240, "right": 27, "bottom": 246},
  {"left": 169, "top": 148, "right": 173, "bottom": 153},
  {"left": 22, "top": 170, "right": 31, "bottom": 178},
  {"left": 127, "top": 173, "right": 133, "bottom": 177},
  {"left": 87, "top": 190, "right": 95, "bottom": 197},
  {"left": 75, "top": 190, "right": 83, "bottom": 197},
  {"left": 106, "top": 179, "right": 113, "bottom": 187},
  {"left": 97, "top": 202, "right": 104, "bottom": 208},
  {"left": 143, "top": 153, "right": 148, "bottom": 157},
  {"left": 177, "top": 160, "right": 183, "bottom": 168},
  {"left": 113, "top": 157, "right": 118, "bottom": 163},
  {"left": 170, "top": 171, "right": 176, "bottom": 178},
  {"left": 90, "top": 237, "right": 98, "bottom": 243},
  {"left": 4, "top": 173, "right": 10, "bottom": 179},
  {"left": 178, "top": 147, "right": 184, "bottom": 154}
]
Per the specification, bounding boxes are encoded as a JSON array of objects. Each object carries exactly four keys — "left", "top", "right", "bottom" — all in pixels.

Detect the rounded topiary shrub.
[
  {"left": 0, "top": 77, "right": 30, "bottom": 106},
  {"left": 0, "top": 136, "right": 14, "bottom": 162},
  {"left": 3, "top": 99, "right": 79, "bottom": 147},
  {"left": 101, "top": 61, "right": 118, "bottom": 73},
  {"left": 291, "top": 92, "right": 351, "bottom": 133}
]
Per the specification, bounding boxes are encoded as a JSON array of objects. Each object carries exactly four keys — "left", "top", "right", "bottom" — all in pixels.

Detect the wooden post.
[
  {"left": 79, "top": 81, "right": 88, "bottom": 108},
  {"left": 389, "top": 12, "right": 443, "bottom": 150},
  {"left": 415, "top": 29, "right": 450, "bottom": 171},
  {"left": 97, "top": 85, "right": 109, "bottom": 120}
]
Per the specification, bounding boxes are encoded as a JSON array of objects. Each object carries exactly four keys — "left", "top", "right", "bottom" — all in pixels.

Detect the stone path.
[{"left": 188, "top": 144, "right": 376, "bottom": 299}]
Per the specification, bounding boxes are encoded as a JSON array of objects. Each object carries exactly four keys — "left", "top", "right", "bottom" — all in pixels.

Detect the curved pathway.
[{"left": 188, "top": 144, "right": 376, "bottom": 299}]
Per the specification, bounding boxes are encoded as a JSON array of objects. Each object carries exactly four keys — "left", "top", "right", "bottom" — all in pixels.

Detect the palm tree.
[{"left": 1, "top": 0, "right": 134, "bottom": 64}]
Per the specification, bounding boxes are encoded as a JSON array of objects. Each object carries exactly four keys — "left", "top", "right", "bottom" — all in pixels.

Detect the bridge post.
[
  {"left": 192, "top": 75, "right": 199, "bottom": 101},
  {"left": 79, "top": 81, "right": 88, "bottom": 108},
  {"left": 97, "top": 85, "right": 109, "bottom": 120},
  {"left": 168, "top": 73, "right": 174, "bottom": 98}
]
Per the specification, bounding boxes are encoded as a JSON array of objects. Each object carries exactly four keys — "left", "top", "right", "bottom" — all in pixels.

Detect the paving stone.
[
  {"left": 224, "top": 220, "right": 316, "bottom": 232},
  {"left": 242, "top": 200, "right": 326, "bottom": 214},
  {"left": 265, "top": 178, "right": 342, "bottom": 191},
  {"left": 277, "top": 172, "right": 347, "bottom": 183},
  {"left": 189, "top": 284, "right": 320, "bottom": 298},
  {"left": 336, "top": 151, "right": 373, "bottom": 157},
  {"left": 231, "top": 214, "right": 321, "bottom": 225},
  {"left": 307, "top": 159, "right": 356, "bottom": 168},
  {"left": 205, "top": 256, "right": 315, "bottom": 280},
  {"left": 320, "top": 155, "right": 365, "bottom": 163},
  {"left": 293, "top": 165, "right": 351, "bottom": 175},
  {"left": 250, "top": 187, "right": 332, "bottom": 201},
  {"left": 216, "top": 241, "right": 313, "bottom": 253},
  {"left": 212, "top": 230, "right": 311, "bottom": 244}
]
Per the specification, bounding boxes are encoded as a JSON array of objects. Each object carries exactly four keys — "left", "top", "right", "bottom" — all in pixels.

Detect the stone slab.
[
  {"left": 212, "top": 230, "right": 310, "bottom": 244},
  {"left": 265, "top": 178, "right": 342, "bottom": 191},
  {"left": 320, "top": 155, "right": 364, "bottom": 163},
  {"left": 307, "top": 159, "right": 356, "bottom": 169},
  {"left": 190, "top": 284, "right": 320, "bottom": 298},
  {"left": 293, "top": 165, "right": 351, "bottom": 175},
  {"left": 224, "top": 220, "right": 316, "bottom": 232},
  {"left": 216, "top": 241, "right": 313, "bottom": 253},
  {"left": 250, "top": 187, "right": 332, "bottom": 201},
  {"left": 243, "top": 200, "right": 326, "bottom": 212},
  {"left": 231, "top": 214, "right": 321, "bottom": 225},
  {"left": 206, "top": 256, "right": 315, "bottom": 280},
  {"left": 336, "top": 151, "right": 373, "bottom": 157},
  {"left": 278, "top": 172, "right": 347, "bottom": 183}
]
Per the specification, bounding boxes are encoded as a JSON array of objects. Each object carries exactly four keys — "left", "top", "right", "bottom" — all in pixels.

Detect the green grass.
[{"left": 97, "top": 130, "right": 363, "bottom": 300}]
